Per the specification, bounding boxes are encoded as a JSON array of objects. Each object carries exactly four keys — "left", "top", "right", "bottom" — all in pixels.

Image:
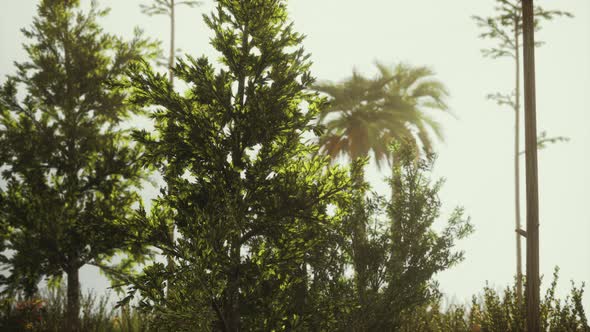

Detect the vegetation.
[
  {"left": 336, "top": 142, "right": 473, "bottom": 331},
  {"left": 122, "top": 0, "right": 351, "bottom": 330},
  {"left": 399, "top": 268, "right": 589, "bottom": 332},
  {"left": 0, "top": 284, "right": 150, "bottom": 332},
  {"left": 473, "top": 0, "right": 573, "bottom": 302},
  {"left": 2, "top": 269, "right": 587, "bottom": 331},
  {"left": 0, "top": 0, "right": 586, "bottom": 330},
  {"left": 314, "top": 62, "right": 449, "bottom": 168},
  {"left": 0, "top": 0, "right": 157, "bottom": 329}
]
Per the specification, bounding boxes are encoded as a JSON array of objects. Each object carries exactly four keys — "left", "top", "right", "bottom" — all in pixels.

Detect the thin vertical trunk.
[
  {"left": 228, "top": 242, "right": 241, "bottom": 331},
  {"left": 66, "top": 265, "right": 80, "bottom": 332},
  {"left": 166, "top": 0, "right": 175, "bottom": 297},
  {"left": 169, "top": 0, "right": 175, "bottom": 86},
  {"left": 522, "top": 0, "right": 541, "bottom": 330},
  {"left": 166, "top": 0, "right": 176, "bottom": 297},
  {"left": 350, "top": 161, "right": 368, "bottom": 328},
  {"left": 294, "top": 253, "right": 308, "bottom": 325},
  {"left": 513, "top": 18, "right": 523, "bottom": 305}
]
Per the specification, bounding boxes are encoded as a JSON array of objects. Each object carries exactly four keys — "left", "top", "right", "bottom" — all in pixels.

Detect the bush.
[{"left": 399, "top": 268, "right": 589, "bottom": 332}]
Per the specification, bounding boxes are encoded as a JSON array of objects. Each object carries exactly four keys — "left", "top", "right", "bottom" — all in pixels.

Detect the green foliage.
[
  {"left": 1, "top": 271, "right": 586, "bottom": 332},
  {"left": 472, "top": 0, "right": 573, "bottom": 60},
  {"left": 314, "top": 62, "right": 449, "bottom": 168},
  {"left": 519, "top": 130, "right": 571, "bottom": 155},
  {"left": 0, "top": 284, "right": 150, "bottom": 332},
  {"left": 398, "top": 268, "right": 589, "bottom": 332},
  {"left": 338, "top": 141, "right": 473, "bottom": 331},
  {"left": 122, "top": 0, "right": 350, "bottom": 330},
  {"left": 0, "top": 0, "right": 158, "bottom": 314},
  {"left": 312, "top": 49, "right": 455, "bottom": 332},
  {"left": 474, "top": 0, "right": 573, "bottom": 111}
]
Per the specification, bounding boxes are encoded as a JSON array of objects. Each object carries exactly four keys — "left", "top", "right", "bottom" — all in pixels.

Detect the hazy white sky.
[{"left": 1, "top": 0, "right": 589, "bottom": 311}]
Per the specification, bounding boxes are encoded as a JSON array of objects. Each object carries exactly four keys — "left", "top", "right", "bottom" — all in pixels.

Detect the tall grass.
[
  {"left": 1, "top": 268, "right": 587, "bottom": 331},
  {"left": 0, "top": 283, "right": 150, "bottom": 332},
  {"left": 399, "top": 268, "right": 589, "bottom": 332}
]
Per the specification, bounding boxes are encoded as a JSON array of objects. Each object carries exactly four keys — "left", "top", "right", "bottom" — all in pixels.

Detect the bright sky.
[{"left": 1, "top": 0, "right": 588, "bottom": 311}]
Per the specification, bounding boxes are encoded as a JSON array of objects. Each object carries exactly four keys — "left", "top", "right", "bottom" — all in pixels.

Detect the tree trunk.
[
  {"left": 227, "top": 242, "right": 241, "bottom": 331},
  {"left": 349, "top": 161, "right": 368, "bottom": 327},
  {"left": 66, "top": 266, "right": 81, "bottom": 332},
  {"left": 166, "top": 0, "right": 176, "bottom": 299},
  {"left": 169, "top": 0, "right": 175, "bottom": 86},
  {"left": 513, "top": 17, "right": 523, "bottom": 305},
  {"left": 293, "top": 262, "right": 308, "bottom": 327},
  {"left": 522, "top": 0, "right": 541, "bottom": 330}
]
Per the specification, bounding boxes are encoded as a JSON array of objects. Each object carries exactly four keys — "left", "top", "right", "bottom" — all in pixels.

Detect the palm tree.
[
  {"left": 314, "top": 62, "right": 449, "bottom": 325},
  {"left": 316, "top": 62, "right": 448, "bottom": 169}
]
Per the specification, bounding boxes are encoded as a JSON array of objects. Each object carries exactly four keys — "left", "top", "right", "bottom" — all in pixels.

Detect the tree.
[
  {"left": 0, "top": 1, "right": 157, "bottom": 330},
  {"left": 315, "top": 62, "right": 448, "bottom": 169},
  {"left": 122, "top": 0, "right": 350, "bottom": 330},
  {"left": 314, "top": 62, "right": 450, "bottom": 320},
  {"left": 342, "top": 141, "right": 473, "bottom": 331},
  {"left": 522, "top": 0, "right": 541, "bottom": 329},
  {"left": 473, "top": 0, "right": 572, "bottom": 302}
]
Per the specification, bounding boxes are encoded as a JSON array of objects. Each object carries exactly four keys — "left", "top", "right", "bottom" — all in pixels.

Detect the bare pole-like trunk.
[
  {"left": 513, "top": 16, "right": 523, "bottom": 305},
  {"left": 522, "top": 0, "right": 541, "bottom": 330},
  {"left": 169, "top": 0, "right": 175, "bottom": 86},
  {"left": 166, "top": 0, "right": 176, "bottom": 290}
]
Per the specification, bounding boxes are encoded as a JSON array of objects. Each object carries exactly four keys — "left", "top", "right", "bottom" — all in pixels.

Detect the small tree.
[
  {"left": 123, "top": 0, "right": 350, "bottom": 330},
  {"left": 350, "top": 141, "right": 473, "bottom": 330},
  {"left": 0, "top": 1, "right": 158, "bottom": 330},
  {"left": 314, "top": 63, "right": 450, "bottom": 317}
]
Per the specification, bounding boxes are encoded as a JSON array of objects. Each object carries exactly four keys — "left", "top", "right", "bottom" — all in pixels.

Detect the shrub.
[{"left": 399, "top": 268, "right": 589, "bottom": 332}]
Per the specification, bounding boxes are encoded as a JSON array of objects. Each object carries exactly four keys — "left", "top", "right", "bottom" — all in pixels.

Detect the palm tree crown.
[{"left": 315, "top": 62, "right": 449, "bottom": 168}]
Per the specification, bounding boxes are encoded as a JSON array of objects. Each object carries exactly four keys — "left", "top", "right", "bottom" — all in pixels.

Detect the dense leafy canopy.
[
  {"left": 0, "top": 0, "right": 158, "bottom": 328},
  {"left": 122, "top": 0, "right": 350, "bottom": 330},
  {"left": 1, "top": 0, "right": 584, "bottom": 331}
]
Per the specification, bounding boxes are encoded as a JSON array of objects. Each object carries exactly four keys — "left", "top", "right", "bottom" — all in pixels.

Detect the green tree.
[
  {"left": 343, "top": 141, "right": 473, "bottom": 331},
  {"left": 0, "top": 1, "right": 157, "bottom": 330},
  {"left": 122, "top": 0, "right": 350, "bottom": 330},
  {"left": 473, "top": 0, "right": 572, "bottom": 302},
  {"left": 315, "top": 62, "right": 448, "bottom": 168},
  {"left": 314, "top": 62, "right": 450, "bottom": 320}
]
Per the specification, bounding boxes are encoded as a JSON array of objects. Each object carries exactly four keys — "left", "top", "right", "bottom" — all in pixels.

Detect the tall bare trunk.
[
  {"left": 66, "top": 265, "right": 80, "bottom": 332},
  {"left": 513, "top": 18, "right": 523, "bottom": 305},
  {"left": 522, "top": 0, "right": 541, "bottom": 330},
  {"left": 169, "top": 0, "right": 175, "bottom": 86},
  {"left": 166, "top": 0, "right": 176, "bottom": 295}
]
